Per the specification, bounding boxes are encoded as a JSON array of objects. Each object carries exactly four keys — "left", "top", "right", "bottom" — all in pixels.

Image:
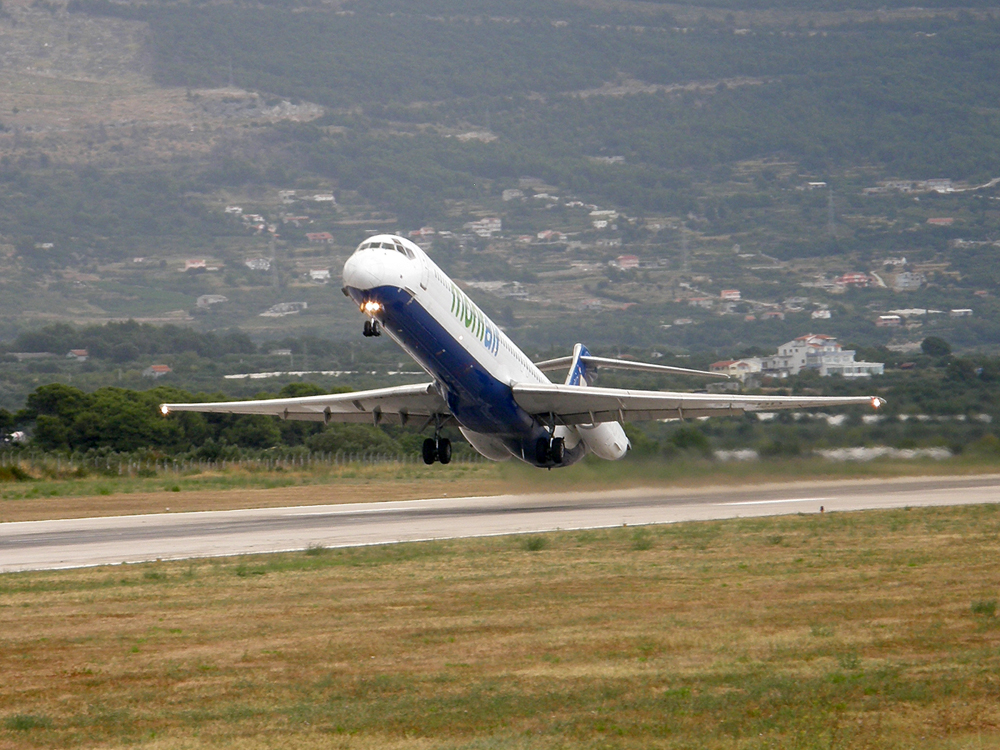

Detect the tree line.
[
  {"left": 2, "top": 381, "right": 420, "bottom": 457},
  {"left": 4, "top": 321, "right": 257, "bottom": 362},
  {"left": 3, "top": 342, "right": 1000, "bottom": 459}
]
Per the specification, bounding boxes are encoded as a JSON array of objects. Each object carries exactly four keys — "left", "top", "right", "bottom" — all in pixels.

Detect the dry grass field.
[{"left": 3, "top": 501, "right": 1000, "bottom": 749}]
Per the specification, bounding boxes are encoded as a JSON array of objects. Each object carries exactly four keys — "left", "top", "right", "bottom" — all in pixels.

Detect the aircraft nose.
[{"left": 343, "top": 251, "right": 382, "bottom": 291}]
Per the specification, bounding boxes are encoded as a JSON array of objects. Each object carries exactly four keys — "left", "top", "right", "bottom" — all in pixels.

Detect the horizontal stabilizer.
[{"left": 534, "top": 354, "right": 728, "bottom": 379}]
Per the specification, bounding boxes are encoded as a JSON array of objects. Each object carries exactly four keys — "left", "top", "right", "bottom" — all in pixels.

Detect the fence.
[{"left": 0, "top": 449, "right": 484, "bottom": 478}]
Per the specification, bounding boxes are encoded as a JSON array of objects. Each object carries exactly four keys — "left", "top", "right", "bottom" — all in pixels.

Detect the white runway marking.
[{"left": 717, "top": 497, "right": 829, "bottom": 506}]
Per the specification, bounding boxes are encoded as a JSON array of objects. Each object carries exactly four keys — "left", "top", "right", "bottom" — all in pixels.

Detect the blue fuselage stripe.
[{"left": 348, "top": 285, "right": 534, "bottom": 437}]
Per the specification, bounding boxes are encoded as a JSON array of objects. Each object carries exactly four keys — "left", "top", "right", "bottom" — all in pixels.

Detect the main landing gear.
[
  {"left": 363, "top": 319, "right": 381, "bottom": 337},
  {"left": 535, "top": 435, "right": 564, "bottom": 466},
  {"left": 423, "top": 437, "right": 452, "bottom": 465}
]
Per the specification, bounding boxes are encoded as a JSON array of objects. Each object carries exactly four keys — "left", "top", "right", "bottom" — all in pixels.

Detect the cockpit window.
[{"left": 355, "top": 239, "right": 414, "bottom": 259}]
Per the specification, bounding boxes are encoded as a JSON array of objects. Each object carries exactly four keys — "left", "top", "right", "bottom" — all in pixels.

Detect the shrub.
[
  {"left": 632, "top": 529, "right": 653, "bottom": 551},
  {"left": 0, "top": 464, "right": 31, "bottom": 482},
  {"left": 921, "top": 336, "right": 951, "bottom": 358},
  {"left": 971, "top": 600, "right": 997, "bottom": 618},
  {"left": 670, "top": 425, "right": 710, "bottom": 456},
  {"left": 521, "top": 536, "right": 548, "bottom": 551},
  {"left": 5, "top": 714, "right": 53, "bottom": 731}
]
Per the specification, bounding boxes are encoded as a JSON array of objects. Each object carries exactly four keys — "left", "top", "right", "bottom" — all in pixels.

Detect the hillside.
[{"left": 0, "top": 0, "right": 999, "bottom": 363}]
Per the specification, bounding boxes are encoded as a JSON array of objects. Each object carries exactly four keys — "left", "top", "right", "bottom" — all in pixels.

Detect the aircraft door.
[{"left": 420, "top": 259, "right": 430, "bottom": 290}]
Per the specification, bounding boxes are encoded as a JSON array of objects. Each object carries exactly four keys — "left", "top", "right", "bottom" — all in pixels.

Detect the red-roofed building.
[
  {"left": 710, "top": 358, "right": 762, "bottom": 381},
  {"left": 142, "top": 365, "right": 172, "bottom": 379},
  {"left": 836, "top": 272, "right": 870, "bottom": 287}
]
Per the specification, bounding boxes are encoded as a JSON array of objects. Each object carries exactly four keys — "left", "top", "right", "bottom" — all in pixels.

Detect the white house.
[
  {"left": 196, "top": 294, "right": 228, "bottom": 308},
  {"left": 245, "top": 258, "right": 271, "bottom": 271},
  {"left": 761, "top": 334, "right": 883, "bottom": 378},
  {"left": 893, "top": 272, "right": 926, "bottom": 291},
  {"left": 710, "top": 358, "right": 762, "bottom": 381},
  {"left": 464, "top": 218, "right": 502, "bottom": 237},
  {"left": 309, "top": 269, "right": 331, "bottom": 283},
  {"left": 261, "top": 302, "right": 308, "bottom": 317}
]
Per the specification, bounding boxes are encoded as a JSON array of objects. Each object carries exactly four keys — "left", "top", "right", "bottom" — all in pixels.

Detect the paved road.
[{"left": 2, "top": 475, "right": 999, "bottom": 573}]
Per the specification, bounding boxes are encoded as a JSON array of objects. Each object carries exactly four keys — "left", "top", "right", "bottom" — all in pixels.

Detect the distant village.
[{"left": 174, "top": 178, "right": 987, "bottom": 341}]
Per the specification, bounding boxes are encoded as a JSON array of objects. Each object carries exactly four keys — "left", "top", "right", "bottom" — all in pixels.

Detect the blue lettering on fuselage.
[{"left": 450, "top": 282, "right": 499, "bottom": 356}]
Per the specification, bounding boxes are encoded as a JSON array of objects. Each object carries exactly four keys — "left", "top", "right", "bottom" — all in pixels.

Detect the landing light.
[
  {"left": 871, "top": 397, "right": 885, "bottom": 410},
  {"left": 160, "top": 404, "right": 170, "bottom": 416},
  {"left": 362, "top": 300, "right": 382, "bottom": 316}
]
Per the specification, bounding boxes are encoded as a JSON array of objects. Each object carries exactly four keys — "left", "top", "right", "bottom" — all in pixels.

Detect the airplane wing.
[
  {"left": 160, "top": 382, "right": 451, "bottom": 427},
  {"left": 512, "top": 383, "right": 884, "bottom": 426}
]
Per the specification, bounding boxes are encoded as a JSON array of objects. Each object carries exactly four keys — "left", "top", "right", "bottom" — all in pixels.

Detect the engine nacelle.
[{"left": 577, "top": 421, "right": 630, "bottom": 461}]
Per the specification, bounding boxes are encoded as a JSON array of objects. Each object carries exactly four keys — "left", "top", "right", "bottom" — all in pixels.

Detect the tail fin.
[{"left": 565, "top": 343, "right": 592, "bottom": 386}]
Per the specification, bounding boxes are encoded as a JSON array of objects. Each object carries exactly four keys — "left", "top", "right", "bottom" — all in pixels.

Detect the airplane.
[{"left": 161, "top": 234, "right": 885, "bottom": 468}]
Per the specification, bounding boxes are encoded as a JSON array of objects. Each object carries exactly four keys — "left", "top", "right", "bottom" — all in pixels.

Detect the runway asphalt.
[{"left": 2, "top": 474, "right": 999, "bottom": 573}]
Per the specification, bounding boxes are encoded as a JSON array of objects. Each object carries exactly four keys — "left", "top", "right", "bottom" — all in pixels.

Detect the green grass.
[
  {"left": 4, "top": 714, "right": 53, "bottom": 731},
  {"left": 2, "top": 453, "right": 998, "bottom": 505},
  {"left": 3, "top": 504, "right": 1000, "bottom": 748}
]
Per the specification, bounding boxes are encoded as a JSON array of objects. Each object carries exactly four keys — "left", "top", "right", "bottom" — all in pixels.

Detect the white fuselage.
[{"left": 342, "top": 234, "right": 629, "bottom": 466}]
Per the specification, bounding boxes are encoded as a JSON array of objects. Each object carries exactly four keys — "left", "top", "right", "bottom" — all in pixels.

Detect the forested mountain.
[{"left": 1, "top": 0, "right": 1000, "bottom": 370}]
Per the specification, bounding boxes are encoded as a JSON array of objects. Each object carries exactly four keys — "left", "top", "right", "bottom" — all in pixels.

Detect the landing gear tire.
[
  {"left": 550, "top": 437, "right": 564, "bottom": 464},
  {"left": 535, "top": 436, "right": 549, "bottom": 465},
  {"left": 438, "top": 438, "right": 452, "bottom": 465},
  {"left": 422, "top": 437, "right": 452, "bottom": 465},
  {"left": 535, "top": 436, "right": 564, "bottom": 466},
  {"left": 363, "top": 319, "right": 381, "bottom": 337},
  {"left": 422, "top": 438, "right": 437, "bottom": 465}
]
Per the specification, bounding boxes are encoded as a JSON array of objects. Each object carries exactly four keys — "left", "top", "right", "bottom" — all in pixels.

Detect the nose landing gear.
[
  {"left": 422, "top": 437, "right": 452, "bottom": 465},
  {"left": 363, "top": 319, "right": 381, "bottom": 337}
]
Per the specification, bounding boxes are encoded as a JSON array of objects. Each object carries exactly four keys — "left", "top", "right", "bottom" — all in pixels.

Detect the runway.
[{"left": 2, "top": 475, "right": 999, "bottom": 573}]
